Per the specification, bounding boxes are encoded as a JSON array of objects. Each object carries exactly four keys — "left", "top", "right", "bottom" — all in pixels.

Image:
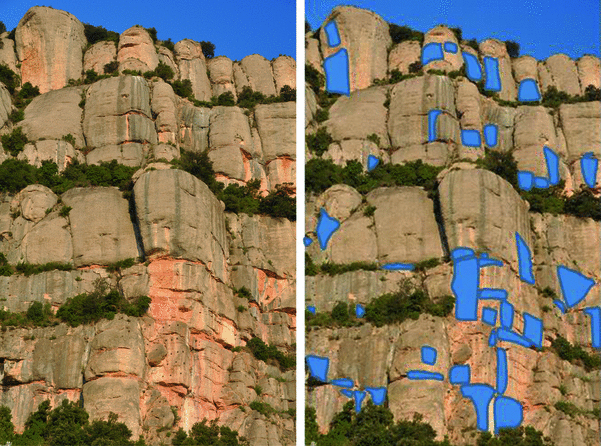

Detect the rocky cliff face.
[
  {"left": 306, "top": 6, "right": 600, "bottom": 446},
  {"left": 0, "top": 6, "right": 295, "bottom": 446}
]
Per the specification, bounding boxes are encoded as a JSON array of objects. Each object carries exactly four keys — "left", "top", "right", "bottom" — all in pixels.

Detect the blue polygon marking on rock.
[
  {"left": 324, "top": 21, "right": 341, "bottom": 47},
  {"left": 500, "top": 301, "right": 514, "bottom": 329},
  {"left": 365, "top": 387, "right": 387, "bottom": 405},
  {"left": 533, "top": 177, "right": 549, "bottom": 189},
  {"left": 544, "top": 146, "right": 560, "bottom": 186},
  {"left": 367, "top": 155, "right": 379, "bottom": 171},
  {"left": 306, "top": 355, "right": 329, "bottom": 382},
  {"left": 428, "top": 109, "right": 442, "bottom": 142},
  {"left": 518, "top": 78, "right": 541, "bottom": 102},
  {"left": 493, "top": 396, "right": 523, "bottom": 434},
  {"left": 422, "top": 42, "right": 444, "bottom": 65},
  {"left": 340, "top": 389, "right": 353, "bottom": 398},
  {"left": 355, "top": 304, "right": 365, "bottom": 318},
  {"left": 444, "top": 41, "right": 458, "bottom": 53},
  {"left": 316, "top": 208, "right": 340, "bottom": 250},
  {"left": 407, "top": 371, "right": 444, "bottom": 381},
  {"left": 449, "top": 365, "right": 470, "bottom": 385},
  {"left": 331, "top": 378, "right": 354, "bottom": 388},
  {"left": 307, "top": 306, "right": 316, "bottom": 314},
  {"left": 580, "top": 152, "right": 598, "bottom": 188},
  {"left": 381, "top": 263, "right": 414, "bottom": 271},
  {"left": 515, "top": 232, "right": 535, "bottom": 285},
  {"left": 461, "top": 129, "right": 481, "bottom": 147},
  {"left": 496, "top": 348, "right": 508, "bottom": 394},
  {"left": 324, "top": 49, "right": 350, "bottom": 96},
  {"left": 553, "top": 299, "right": 566, "bottom": 314},
  {"left": 483, "top": 56, "right": 501, "bottom": 91},
  {"left": 523, "top": 313, "right": 543, "bottom": 348},
  {"left": 421, "top": 345, "right": 437, "bottom": 365},
  {"left": 583, "top": 307, "right": 601, "bottom": 348},
  {"left": 483, "top": 124, "right": 498, "bottom": 147},
  {"left": 557, "top": 265, "right": 595, "bottom": 309},
  {"left": 353, "top": 391, "right": 366, "bottom": 413},
  {"left": 482, "top": 307, "right": 497, "bottom": 326},
  {"left": 462, "top": 52, "right": 482, "bottom": 81},
  {"left": 461, "top": 384, "right": 496, "bottom": 431},
  {"left": 518, "top": 171, "right": 534, "bottom": 191},
  {"left": 303, "top": 236, "right": 313, "bottom": 247}
]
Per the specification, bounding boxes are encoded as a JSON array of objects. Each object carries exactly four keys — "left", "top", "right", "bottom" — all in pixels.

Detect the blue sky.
[
  {"left": 1, "top": 0, "right": 296, "bottom": 61},
  {"left": 306, "top": 0, "right": 599, "bottom": 61}
]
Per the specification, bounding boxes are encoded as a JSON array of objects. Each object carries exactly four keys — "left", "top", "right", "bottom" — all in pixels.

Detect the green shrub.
[
  {"left": 215, "top": 91, "right": 236, "bottom": 106},
  {"left": 105, "top": 258, "right": 136, "bottom": 273},
  {"left": 236, "top": 305, "right": 246, "bottom": 312},
  {"left": 172, "top": 419, "right": 248, "bottom": 446},
  {"left": 171, "top": 149, "right": 223, "bottom": 195},
  {"left": 413, "top": 257, "right": 441, "bottom": 272},
  {"left": 505, "top": 40, "right": 520, "bottom": 58},
  {"left": 103, "top": 60, "right": 119, "bottom": 74},
  {"left": 450, "top": 27, "right": 462, "bottom": 42},
  {"left": 235, "top": 287, "right": 253, "bottom": 300},
  {"left": 541, "top": 86, "right": 571, "bottom": 108},
  {"left": 84, "top": 23, "right": 119, "bottom": 45},
  {"left": 279, "top": 85, "right": 296, "bottom": 102},
  {"left": 540, "top": 287, "right": 558, "bottom": 299},
  {"left": 200, "top": 41, "right": 215, "bottom": 59},
  {"left": 9, "top": 109, "right": 24, "bottom": 123},
  {"left": 258, "top": 183, "right": 295, "bottom": 220},
  {"left": 551, "top": 335, "right": 600, "bottom": 371},
  {"left": 554, "top": 401, "right": 580, "bottom": 417},
  {"left": 389, "top": 23, "right": 424, "bottom": 44},
  {"left": 319, "top": 261, "right": 379, "bottom": 276},
  {"left": 305, "top": 64, "right": 324, "bottom": 94},
  {"left": 62, "top": 134, "right": 77, "bottom": 147},
  {"left": 564, "top": 189, "right": 601, "bottom": 220},
  {"left": 363, "top": 205, "right": 376, "bottom": 217},
  {"left": 1, "top": 127, "right": 28, "bottom": 156},
  {"left": 162, "top": 38, "right": 175, "bottom": 52},
  {"left": 0, "top": 64, "right": 19, "bottom": 94},
  {"left": 237, "top": 85, "right": 266, "bottom": 108},
  {"left": 305, "top": 158, "right": 442, "bottom": 195},
  {"left": 153, "top": 61, "right": 175, "bottom": 81},
  {"left": 366, "top": 133, "right": 380, "bottom": 146},
  {"left": 584, "top": 84, "right": 601, "bottom": 101},
  {"left": 305, "top": 253, "right": 318, "bottom": 276},
  {"left": 306, "top": 127, "right": 333, "bottom": 156},
  {"left": 365, "top": 280, "right": 454, "bottom": 327},
  {"left": 466, "top": 38, "right": 479, "bottom": 51},
  {"left": 249, "top": 401, "right": 275, "bottom": 417},
  {"left": 314, "top": 108, "right": 329, "bottom": 123},
  {"left": 246, "top": 337, "right": 295, "bottom": 370},
  {"left": 253, "top": 385, "right": 262, "bottom": 395},
  {"left": 59, "top": 205, "right": 72, "bottom": 217},
  {"left": 171, "top": 79, "right": 193, "bottom": 98}
]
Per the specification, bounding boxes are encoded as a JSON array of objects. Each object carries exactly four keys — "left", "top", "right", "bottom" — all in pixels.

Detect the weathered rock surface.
[
  {"left": 117, "top": 26, "right": 159, "bottom": 73},
  {"left": 423, "top": 26, "right": 463, "bottom": 73},
  {"left": 320, "top": 6, "right": 391, "bottom": 92},
  {"left": 174, "top": 40, "right": 212, "bottom": 101},
  {"left": 272, "top": 55, "right": 296, "bottom": 92},
  {"left": 239, "top": 54, "right": 277, "bottom": 97},
  {"left": 208, "top": 56, "right": 237, "bottom": 99},
  {"left": 388, "top": 40, "right": 421, "bottom": 74},
  {"left": 15, "top": 6, "right": 86, "bottom": 93},
  {"left": 84, "top": 41, "right": 117, "bottom": 74}
]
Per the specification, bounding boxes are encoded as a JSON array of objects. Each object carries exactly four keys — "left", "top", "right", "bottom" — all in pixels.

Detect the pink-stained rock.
[
  {"left": 117, "top": 26, "right": 159, "bottom": 72},
  {"left": 151, "top": 80, "right": 178, "bottom": 145},
  {"left": 84, "top": 41, "right": 117, "bottom": 74},
  {"left": 15, "top": 6, "right": 86, "bottom": 94}
]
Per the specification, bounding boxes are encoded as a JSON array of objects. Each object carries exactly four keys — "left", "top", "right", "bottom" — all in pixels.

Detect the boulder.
[
  {"left": 423, "top": 26, "right": 463, "bottom": 73},
  {"left": 20, "top": 214, "right": 72, "bottom": 264},
  {"left": 151, "top": 80, "right": 178, "bottom": 144},
  {"left": 559, "top": 102, "right": 600, "bottom": 162},
  {"left": 577, "top": 55, "right": 600, "bottom": 90},
  {"left": 133, "top": 169, "right": 228, "bottom": 281},
  {"left": 61, "top": 187, "right": 139, "bottom": 267},
  {"left": 18, "top": 140, "right": 83, "bottom": 172},
  {"left": 320, "top": 6, "right": 391, "bottom": 92},
  {"left": 0, "top": 33, "right": 18, "bottom": 73},
  {"left": 15, "top": 6, "right": 86, "bottom": 93},
  {"left": 174, "top": 39, "right": 212, "bottom": 101},
  {"left": 117, "top": 26, "right": 159, "bottom": 72},
  {"left": 544, "top": 54, "right": 582, "bottom": 96}
]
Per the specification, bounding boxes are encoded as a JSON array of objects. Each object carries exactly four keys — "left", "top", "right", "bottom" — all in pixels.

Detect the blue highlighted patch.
[
  {"left": 494, "top": 396, "right": 523, "bottom": 434},
  {"left": 461, "top": 129, "right": 481, "bottom": 147},
  {"left": 353, "top": 390, "right": 366, "bottom": 413},
  {"left": 407, "top": 371, "right": 444, "bottom": 381},
  {"left": 461, "top": 384, "right": 496, "bottom": 431},
  {"left": 553, "top": 299, "right": 566, "bottom": 314},
  {"left": 496, "top": 348, "right": 508, "bottom": 395},
  {"left": 367, "top": 155, "right": 379, "bottom": 171},
  {"left": 303, "top": 236, "right": 313, "bottom": 247},
  {"left": 483, "top": 124, "right": 498, "bottom": 147},
  {"left": 422, "top": 42, "right": 444, "bottom": 65},
  {"left": 331, "top": 378, "right": 354, "bottom": 388},
  {"left": 421, "top": 345, "right": 437, "bottom": 365},
  {"left": 365, "top": 387, "right": 387, "bottom": 405},
  {"left": 340, "top": 389, "right": 353, "bottom": 398},
  {"left": 316, "top": 208, "right": 340, "bottom": 250},
  {"left": 381, "top": 263, "right": 414, "bottom": 271},
  {"left": 355, "top": 304, "right": 365, "bottom": 318},
  {"left": 518, "top": 78, "right": 541, "bottom": 102},
  {"left": 449, "top": 365, "right": 470, "bottom": 385},
  {"left": 580, "top": 152, "right": 598, "bottom": 188},
  {"left": 557, "top": 265, "right": 595, "bottom": 309},
  {"left": 324, "top": 49, "right": 350, "bottom": 96},
  {"left": 482, "top": 307, "right": 497, "bottom": 326},
  {"left": 462, "top": 52, "right": 482, "bottom": 81},
  {"left": 306, "top": 355, "right": 329, "bottom": 382},
  {"left": 307, "top": 305, "right": 316, "bottom": 314},
  {"left": 517, "top": 171, "right": 534, "bottom": 191},
  {"left": 533, "top": 177, "right": 549, "bottom": 189},
  {"left": 428, "top": 109, "right": 442, "bottom": 142},
  {"left": 500, "top": 301, "right": 514, "bottom": 329},
  {"left": 483, "top": 56, "right": 501, "bottom": 91},
  {"left": 544, "top": 146, "right": 560, "bottom": 186},
  {"left": 515, "top": 232, "right": 535, "bottom": 285},
  {"left": 324, "top": 21, "right": 341, "bottom": 47},
  {"left": 523, "top": 313, "right": 543, "bottom": 348},
  {"left": 444, "top": 41, "right": 458, "bottom": 53}
]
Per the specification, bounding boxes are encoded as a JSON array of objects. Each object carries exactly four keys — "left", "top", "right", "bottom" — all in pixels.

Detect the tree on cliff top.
[{"left": 200, "top": 41, "right": 215, "bottom": 59}]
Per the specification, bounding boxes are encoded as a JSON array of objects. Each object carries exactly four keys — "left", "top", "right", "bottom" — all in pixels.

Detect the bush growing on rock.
[
  {"left": 171, "top": 79, "right": 194, "bottom": 99},
  {"left": 306, "top": 127, "right": 333, "bottom": 157},
  {"left": 279, "top": 85, "right": 296, "bottom": 102},
  {"left": 215, "top": 91, "right": 236, "bottom": 106},
  {"left": 246, "top": 337, "right": 295, "bottom": 370},
  {"left": 1, "top": 127, "right": 28, "bottom": 157},
  {"left": 103, "top": 60, "right": 119, "bottom": 74},
  {"left": 505, "top": 40, "right": 520, "bottom": 58},
  {"left": 305, "top": 64, "right": 324, "bottom": 94},
  {"left": 84, "top": 23, "right": 120, "bottom": 45},
  {"left": 172, "top": 418, "right": 248, "bottom": 446},
  {"left": 389, "top": 23, "right": 424, "bottom": 44},
  {"left": 200, "top": 41, "right": 216, "bottom": 59},
  {"left": 0, "top": 64, "right": 19, "bottom": 94}
]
